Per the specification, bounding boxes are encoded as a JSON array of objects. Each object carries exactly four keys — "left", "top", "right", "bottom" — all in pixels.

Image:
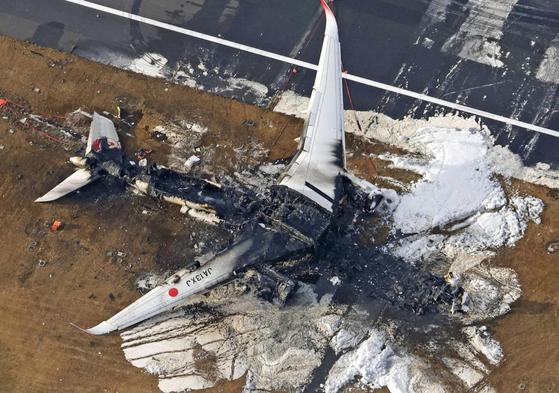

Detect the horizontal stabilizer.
[{"left": 35, "top": 168, "right": 97, "bottom": 202}]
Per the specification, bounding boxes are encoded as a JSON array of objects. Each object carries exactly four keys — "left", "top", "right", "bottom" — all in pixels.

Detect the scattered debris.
[
  {"left": 50, "top": 220, "right": 64, "bottom": 232},
  {"left": 134, "top": 148, "right": 152, "bottom": 160},
  {"left": 151, "top": 130, "right": 167, "bottom": 141},
  {"left": 242, "top": 119, "right": 256, "bottom": 127},
  {"left": 0, "top": 97, "right": 82, "bottom": 147},
  {"left": 244, "top": 267, "right": 298, "bottom": 305},
  {"left": 27, "top": 240, "right": 38, "bottom": 251},
  {"left": 117, "top": 106, "right": 142, "bottom": 132},
  {"left": 547, "top": 240, "right": 559, "bottom": 254},
  {"left": 184, "top": 155, "right": 201, "bottom": 170}
]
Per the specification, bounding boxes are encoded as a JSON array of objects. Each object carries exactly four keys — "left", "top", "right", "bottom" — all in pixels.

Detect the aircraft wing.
[
  {"left": 35, "top": 168, "right": 98, "bottom": 202},
  {"left": 86, "top": 112, "right": 121, "bottom": 156},
  {"left": 279, "top": 0, "right": 346, "bottom": 212},
  {"left": 83, "top": 223, "right": 310, "bottom": 334}
]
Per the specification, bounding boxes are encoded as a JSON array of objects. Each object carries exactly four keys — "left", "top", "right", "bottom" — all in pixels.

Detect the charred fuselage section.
[
  {"left": 66, "top": 136, "right": 461, "bottom": 327},
  {"left": 135, "top": 167, "right": 460, "bottom": 317}
]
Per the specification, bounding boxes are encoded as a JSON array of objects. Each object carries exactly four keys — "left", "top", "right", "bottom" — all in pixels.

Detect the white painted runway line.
[{"left": 62, "top": 0, "right": 559, "bottom": 138}]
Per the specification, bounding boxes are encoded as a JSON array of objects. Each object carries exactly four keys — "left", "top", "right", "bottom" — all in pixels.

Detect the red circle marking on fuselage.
[{"left": 168, "top": 288, "right": 179, "bottom": 297}]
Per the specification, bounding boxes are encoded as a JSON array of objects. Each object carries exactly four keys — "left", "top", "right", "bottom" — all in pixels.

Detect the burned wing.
[{"left": 278, "top": 0, "right": 346, "bottom": 212}]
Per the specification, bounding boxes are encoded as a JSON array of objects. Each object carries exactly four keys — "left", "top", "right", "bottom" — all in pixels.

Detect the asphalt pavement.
[{"left": 1, "top": 0, "right": 559, "bottom": 166}]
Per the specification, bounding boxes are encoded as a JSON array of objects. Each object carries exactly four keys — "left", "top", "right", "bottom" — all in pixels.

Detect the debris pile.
[{"left": 50, "top": 220, "right": 64, "bottom": 232}]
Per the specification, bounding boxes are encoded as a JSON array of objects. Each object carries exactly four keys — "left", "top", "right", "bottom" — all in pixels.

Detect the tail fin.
[
  {"left": 87, "top": 112, "right": 121, "bottom": 156},
  {"left": 35, "top": 169, "right": 97, "bottom": 202}
]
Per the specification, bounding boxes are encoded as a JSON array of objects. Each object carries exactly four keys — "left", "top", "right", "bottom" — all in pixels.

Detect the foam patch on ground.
[
  {"left": 127, "top": 53, "right": 169, "bottom": 78},
  {"left": 121, "top": 284, "right": 342, "bottom": 392}
]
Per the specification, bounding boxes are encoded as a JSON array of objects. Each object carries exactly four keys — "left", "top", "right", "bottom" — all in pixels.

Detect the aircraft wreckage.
[{"left": 35, "top": 0, "right": 463, "bottom": 335}]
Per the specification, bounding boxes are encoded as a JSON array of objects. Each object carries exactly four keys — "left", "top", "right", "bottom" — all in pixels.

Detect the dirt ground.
[
  {"left": 0, "top": 36, "right": 557, "bottom": 393},
  {"left": 487, "top": 181, "right": 559, "bottom": 392}
]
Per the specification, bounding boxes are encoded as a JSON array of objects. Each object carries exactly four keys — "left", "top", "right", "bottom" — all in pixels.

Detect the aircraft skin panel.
[
  {"left": 85, "top": 260, "right": 235, "bottom": 335},
  {"left": 279, "top": 0, "right": 345, "bottom": 212},
  {"left": 86, "top": 112, "right": 120, "bottom": 155}
]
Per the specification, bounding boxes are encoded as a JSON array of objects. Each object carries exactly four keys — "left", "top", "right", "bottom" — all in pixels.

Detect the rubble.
[
  {"left": 0, "top": 25, "right": 555, "bottom": 391},
  {"left": 0, "top": 54, "right": 546, "bottom": 392},
  {"left": 0, "top": 90, "right": 546, "bottom": 393},
  {"left": 114, "top": 96, "right": 551, "bottom": 392},
  {"left": 50, "top": 220, "right": 64, "bottom": 232},
  {"left": 547, "top": 240, "right": 559, "bottom": 254},
  {"left": 184, "top": 155, "right": 201, "bottom": 170}
]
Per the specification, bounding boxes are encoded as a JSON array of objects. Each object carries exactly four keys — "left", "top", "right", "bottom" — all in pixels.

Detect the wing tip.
[
  {"left": 319, "top": 0, "right": 334, "bottom": 17},
  {"left": 71, "top": 321, "right": 116, "bottom": 335},
  {"left": 35, "top": 195, "right": 54, "bottom": 203}
]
